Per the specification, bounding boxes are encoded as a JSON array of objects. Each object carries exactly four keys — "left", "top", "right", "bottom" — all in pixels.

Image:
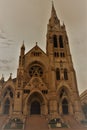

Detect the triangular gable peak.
[{"left": 25, "top": 44, "right": 47, "bottom": 57}]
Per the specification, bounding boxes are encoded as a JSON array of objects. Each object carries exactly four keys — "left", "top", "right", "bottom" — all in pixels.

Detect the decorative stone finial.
[
  {"left": 36, "top": 42, "right": 38, "bottom": 46},
  {"left": 21, "top": 40, "right": 25, "bottom": 49},
  {"left": 0, "top": 74, "right": 4, "bottom": 83},
  {"left": 10, "top": 73, "right": 12, "bottom": 79},
  {"left": 8, "top": 73, "right": 12, "bottom": 80}
]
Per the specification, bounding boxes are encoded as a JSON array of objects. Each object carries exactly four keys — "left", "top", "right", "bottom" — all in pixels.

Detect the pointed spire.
[
  {"left": 8, "top": 73, "right": 12, "bottom": 80},
  {"left": 0, "top": 74, "right": 4, "bottom": 83},
  {"left": 52, "top": 0, "right": 54, "bottom": 6},
  {"left": 49, "top": 1, "right": 60, "bottom": 26},
  {"left": 51, "top": 1, "right": 56, "bottom": 17},
  {"left": 20, "top": 40, "right": 25, "bottom": 56},
  {"left": 36, "top": 42, "right": 38, "bottom": 46},
  {"left": 61, "top": 22, "right": 66, "bottom": 30},
  {"left": 21, "top": 40, "right": 25, "bottom": 50}
]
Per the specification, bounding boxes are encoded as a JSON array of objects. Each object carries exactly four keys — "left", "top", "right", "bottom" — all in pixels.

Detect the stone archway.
[
  {"left": 27, "top": 91, "right": 47, "bottom": 115},
  {"left": 57, "top": 86, "right": 74, "bottom": 115}
]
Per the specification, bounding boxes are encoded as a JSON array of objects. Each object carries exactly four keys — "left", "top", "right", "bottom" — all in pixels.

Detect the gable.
[
  {"left": 24, "top": 45, "right": 49, "bottom": 69},
  {"left": 25, "top": 45, "right": 47, "bottom": 57}
]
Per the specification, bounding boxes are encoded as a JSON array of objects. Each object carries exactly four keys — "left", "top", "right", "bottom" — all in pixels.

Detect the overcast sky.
[{"left": 0, "top": 0, "right": 87, "bottom": 94}]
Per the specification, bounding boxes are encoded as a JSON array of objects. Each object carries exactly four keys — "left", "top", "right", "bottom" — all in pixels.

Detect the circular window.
[{"left": 29, "top": 65, "right": 43, "bottom": 77}]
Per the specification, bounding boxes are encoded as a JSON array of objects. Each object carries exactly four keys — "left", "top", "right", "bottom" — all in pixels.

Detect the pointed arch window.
[
  {"left": 3, "top": 99, "right": 10, "bottom": 114},
  {"left": 3, "top": 87, "right": 13, "bottom": 98},
  {"left": 64, "top": 69, "right": 68, "bottom": 80},
  {"left": 59, "top": 35, "right": 64, "bottom": 48},
  {"left": 53, "top": 35, "right": 58, "bottom": 48},
  {"left": 56, "top": 68, "right": 60, "bottom": 80},
  {"left": 60, "top": 89, "right": 65, "bottom": 98},
  {"left": 62, "top": 98, "right": 68, "bottom": 114},
  {"left": 54, "top": 52, "right": 59, "bottom": 57},
  {"left": 60, "top": 88, "right": 67, "bottom": 98}
]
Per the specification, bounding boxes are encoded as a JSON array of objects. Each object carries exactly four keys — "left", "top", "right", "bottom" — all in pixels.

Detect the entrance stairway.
[
  {"left": 24, "top": 115, "right": 49, "bottom": 130},
  {"left": 24, "top": 115, "right": 87, "bottom": 130},
  {"left": 0, "top": 115, "right": 87, "bottom": 130}
]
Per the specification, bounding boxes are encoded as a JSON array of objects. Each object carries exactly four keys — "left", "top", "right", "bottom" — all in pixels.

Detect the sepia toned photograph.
[{"left": 0, "top": 0, "right": 87, "bottom": 130}]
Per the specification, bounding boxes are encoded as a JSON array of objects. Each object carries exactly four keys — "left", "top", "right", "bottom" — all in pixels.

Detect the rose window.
[{"left": 29, "top": 65, "right": 43, "bottom": 77}]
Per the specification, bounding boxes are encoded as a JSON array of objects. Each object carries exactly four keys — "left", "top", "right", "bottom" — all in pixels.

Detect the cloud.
[
  {"left": 0, "top": 29, "right": 7, "bottom": 40},
  {"left": 0, "top": 35, "right": 6, "bottom": 40},
  {"left": 0, "top": 65, "right": 10, "bottom": 71},
  {"left": 0, "top": 58, "right": 15, "bottom": 72},
  {"left": 0, "top": 29, "right": 15, "bottom": 47},
  {"left": 0, "top": 40, "right": 15, "bottom": 48},
  {"left": 0, "top": 41, "right": 15, "bottom": 47},
  {"left": 8, "top": 39, "right": 14, "bottom": 42},
  {"left": 0, "top": 59, "right": 14, "bottom": 64}
]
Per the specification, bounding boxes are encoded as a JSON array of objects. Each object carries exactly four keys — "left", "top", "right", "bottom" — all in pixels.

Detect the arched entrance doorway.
[
  {"left": 62, "top": 99, "right": 68, "bottom": 115},
  {"left": 27, "top": 92, "right": 47, "bottom": 115},
  {"left": 3, "top": 99, "right": 10, "bottom": 114},
  {"left": 30, "top": 101, "right": 40, "bottom": 115}
]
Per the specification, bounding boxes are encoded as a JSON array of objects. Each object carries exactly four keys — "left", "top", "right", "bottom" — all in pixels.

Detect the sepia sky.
[{"left": 0, "top": 0, "right": 87, "bottom": 94}]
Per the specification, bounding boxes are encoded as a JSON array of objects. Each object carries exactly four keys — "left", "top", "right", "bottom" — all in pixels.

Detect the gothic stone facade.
[{"left": 0, "top": 3, "right": 84, "bottom": 122}]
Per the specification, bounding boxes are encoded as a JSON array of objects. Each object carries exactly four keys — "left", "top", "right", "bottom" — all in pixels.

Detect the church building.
[{"left": 0, "top": 2, "right": 85, "bottom": 130}]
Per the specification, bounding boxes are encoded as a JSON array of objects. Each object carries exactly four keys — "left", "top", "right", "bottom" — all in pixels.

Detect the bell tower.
[
  {"left": 46, "top": 1, "right": 60, "bottom": 55},
  {"left": 46, "top": 2, "right": 85, "bottom": 120},
  {"left": 46, "top": 2, "right": 72, "bottom": 64}
]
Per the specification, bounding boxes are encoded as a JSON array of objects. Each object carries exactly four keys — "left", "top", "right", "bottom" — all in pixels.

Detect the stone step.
[
  {"left": 0, "top": 115, "right": 86, "bottom": 130},
  {"left": 24, "top": 115, "right": 48, "bottom": 130}
]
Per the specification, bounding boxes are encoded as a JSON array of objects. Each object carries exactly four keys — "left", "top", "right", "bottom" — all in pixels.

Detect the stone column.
[
  {"left": 13, "top": 90, "right": 23, "bottom": 115},
  {"left": 69, "top": 102, "right": 73, "bottom": 115},
  {"left": 49, "top": 100, "right": 58, "bottom": 118},
  {"left": 10, "top": 103, "right": 13, "bottom": 115},
  {"left": 59, "top": 103, "right": 62, "bottom": 115},
  {"left": 23, "top": 102, "right": 29, "bottom": 116},
  {"left": 0, "top": 102, "right": 3, "bottom": 114},
  {"left": 74, "top": 100, "right": 85, "bottom": 121}
]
